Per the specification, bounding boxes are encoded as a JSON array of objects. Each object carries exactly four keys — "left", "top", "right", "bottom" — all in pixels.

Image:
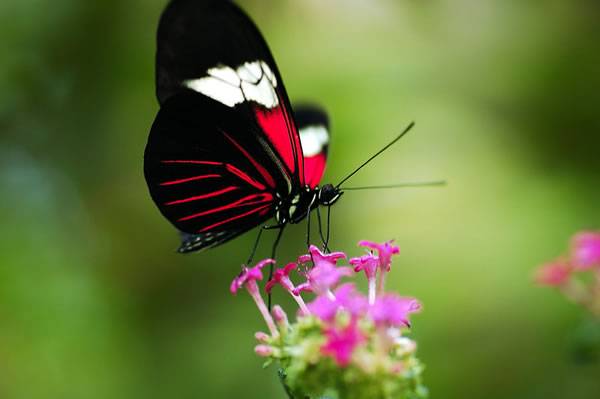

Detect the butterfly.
[
  {"left": 144, "top": 0, "right": 344, "bottom": 254},
  {"left": 144, "top": 0, "right": 421, "bottom": 254}
]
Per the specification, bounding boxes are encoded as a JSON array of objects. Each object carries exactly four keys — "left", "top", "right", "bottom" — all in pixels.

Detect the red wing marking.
[
  {"left": 198, "top": 204, "right": 271, "bottom": 232},
  {"left": 159, "top": 174, "right": 220, "bottom": 186},
  {"left": 222, "top": 131, "right": 276, "bottom": 188},
  {"left": 178, "top": 193, "right": 274, "bottom": 222},
  {"left": 225, "top": 164, "right": 266, "bottom": 190},
  {"left": 161, "top": 158, "right": 266, "bottom": 190},
  {"left": 164, "top": 186, "right": 239, "bottom": 205},
  {"left": 255, "top": 107, "right": 294, "bottom": 173},
  {"left": 161, "top": 160, "right": 222, "bottom": 166},
  {"left": 255, "top": 101, "right": 304, "bottom": 185},
  {"left": 303, "top": 154, "right": 326, "bottom": 189}
]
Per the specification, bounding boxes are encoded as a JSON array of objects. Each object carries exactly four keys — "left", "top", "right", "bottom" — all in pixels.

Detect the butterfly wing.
[
  {"left": 145, "top": 91, "right": 284, "bottom": 252},
  {"left": 156, "top": 0, "right": 304, "bottom": 187},
  {"left": 145, "top": 0, "right": 308, "bottom": 252},
  {"left": 295, "top": 105, "right": 330, "bottom": 188}
]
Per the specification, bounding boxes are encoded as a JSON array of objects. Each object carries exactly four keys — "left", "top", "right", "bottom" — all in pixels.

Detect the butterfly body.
[{"left": 275, "top": 183, "right": 342, "bottom": 226}]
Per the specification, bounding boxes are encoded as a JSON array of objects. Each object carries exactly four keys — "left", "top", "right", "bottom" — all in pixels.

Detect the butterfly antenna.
[
  {"left": 343, "top": 180, "right": 446, "bottom": 190},
  {"left": 335, "top": 121, "right": 415, "bottom": 188}
]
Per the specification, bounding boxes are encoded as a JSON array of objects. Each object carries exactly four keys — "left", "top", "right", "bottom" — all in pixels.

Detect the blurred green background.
[{"left": 2, "top": 0, "right": 600, "bottom": 398}]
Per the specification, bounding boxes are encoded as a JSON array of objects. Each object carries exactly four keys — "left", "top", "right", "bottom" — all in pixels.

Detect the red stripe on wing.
[
  {"left": 222, "top": 132, "right": 276, "bottom": 188},
  {"left": 225, "top": 164, "right": 266, "bottom": 190},
  {"left": 159, "top": 174, "right": 220, "bottom": 186},
  {"left": 255, "top": 102, "right": 304, "bottom": 185},
  {"left": 164, "top": 186, "right": 239, "bottom": 205},
  {"left": 161, "top": 159, "right": 266, "bottom": 190},
  {"left": 177, "top": 192, "right": 274, "bottom": 222},
  {"left": 198, "top": 204, "right": 271, "bottom": 232},
  {"left": 161, "top": 160, "right": 222, "bottom": 166}
]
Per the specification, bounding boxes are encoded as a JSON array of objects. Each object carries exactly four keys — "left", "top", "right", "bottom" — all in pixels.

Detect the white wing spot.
[
  {"left": 184, "top": 60, "right": 279, "bottom": 109},
  {"left": 261, "top": 61, "right": 277, "bottom": 86},
  {"left": 300, "top": 125, "right": 329, "bottom": 157},
  {"left": 207, "top": 65, "right": 240, "bottom": 86},
  {"left": 246, "top": 62, "right": 263, "bottom": 81},
  {"left": 184, "top": 77, "right": 244, "bottom": 107},
  {"left": 241, "top": 76, "right": 278, "bottom": 109},
  {"left": 237, "top": 62, "right": 260, "bottom": 83}
]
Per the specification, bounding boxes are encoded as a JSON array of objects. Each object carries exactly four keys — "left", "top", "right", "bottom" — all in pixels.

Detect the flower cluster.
[
  {"left": 536, "top": 231, "right": 600, "bottom": 317},
  {"left": 231, "top": 240, "right": 427, "bottom": 399}
]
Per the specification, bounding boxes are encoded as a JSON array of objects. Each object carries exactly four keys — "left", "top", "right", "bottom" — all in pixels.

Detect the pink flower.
[
  {"left": 321, "top": 320, "right": 366, "bottom": 367},
  {"left": 265, "top": 262, "right": 310, "bottom": 314},
  {"left": 358, "top": 240, "right": 400, "bottom": 272},
  {"left": 230, "top": 259, "right": 278, "bottom": 337},
  {"left": 294, "top": 245, "right": 352, "bottom": 296},
  {"left": 369, "top": 294, "right": 421, "bottom": 328},
  {"left": 535, "top": 260, "right": 571, "bottom": 286},
  {"left": 230, "top": 259, "right": 274, "bottom": 295},
  {"left": 358, "top": 240, "right": 400, "bottom": 294},
  {"left": 571, "top": 231, "right": 600, "bottom": 270},
  {"left": 298, "top": 245, "right": 346, "bottom": 269},
  {"left": 308, "top": 283, "right": 368, "bottom": 322},
  {"left": 349, "top": 253, "right": 379, "bottom": 279},
  {"left": 265, "top": 262, "right": 298, "bottom": 294},
  {"left": 307, "top": 294, "right": 338, "bottom": 321},
  {"left": 349, "top": 253, "right": 380, "bottom": 304}
]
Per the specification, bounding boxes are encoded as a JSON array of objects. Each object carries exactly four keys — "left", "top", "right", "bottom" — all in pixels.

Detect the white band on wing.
[{"left": 183, "top": 60, "right": 279, "bottom": 108}]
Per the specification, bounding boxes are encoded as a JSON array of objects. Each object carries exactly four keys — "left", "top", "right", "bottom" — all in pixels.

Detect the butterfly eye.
[{"left": 319, "top": 184, "right": 341, "bottom": 206}]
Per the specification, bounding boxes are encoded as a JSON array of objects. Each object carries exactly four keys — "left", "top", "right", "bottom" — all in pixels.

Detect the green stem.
[
  {"left": 278, "top": 369, "right": 296, "bottom": 399},
  {"left": 278, "top": 368, "right": 332, "bottom": 399}
]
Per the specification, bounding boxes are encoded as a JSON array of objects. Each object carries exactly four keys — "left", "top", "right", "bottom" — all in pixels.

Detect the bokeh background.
[{"left": 2, "top": 0, "right": 600, "bottom": 398}]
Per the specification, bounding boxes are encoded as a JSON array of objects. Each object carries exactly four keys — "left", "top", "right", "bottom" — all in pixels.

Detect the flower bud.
[
  {"left": 254, "top": 344, "right": 274, "bottom": 357},
  {"left": 272, "top": 305, "right": 289, "bottom": 328},
  {"left": 254, "top": 331, "right": 270, "bottom": 343}
]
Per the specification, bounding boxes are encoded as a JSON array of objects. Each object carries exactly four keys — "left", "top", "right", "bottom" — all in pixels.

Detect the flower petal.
[
  {"left": 571, "top": 231, "right": 600, "bottom": 269},
  {"left": 369, "top": 293, "right": 421, "bottom": 328},
  {"left": 320, "top": 321, "right": 365, "bottom": 367},
  {"left": 230, "top": 258, "right": 275, "bottom": 295},
  {"left": 535, "top": 259, "right": 571, "bottom": 286},
  {"left": 358, "top": 240, "right": 400, "bottom": 272}
]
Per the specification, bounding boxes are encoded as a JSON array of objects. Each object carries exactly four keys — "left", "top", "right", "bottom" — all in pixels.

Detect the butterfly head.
[{"left": 318, "top": 183, "right": 342, "bottom": 206}]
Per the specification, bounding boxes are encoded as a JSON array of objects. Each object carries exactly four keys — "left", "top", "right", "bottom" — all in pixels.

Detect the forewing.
[
  {"left": 295, "top": 104, "right": 330, "bottom": 188},
  {"left": 144, "top": 91, "right": 285, "bottom": 252},
  {"left": 156, "top": 0, "right": 304, "bottom": 186}
]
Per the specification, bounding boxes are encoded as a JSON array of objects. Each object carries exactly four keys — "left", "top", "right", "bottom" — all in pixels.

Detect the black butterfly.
[{"left": 144, "top": 0, "right": 419, "bottom": 254}]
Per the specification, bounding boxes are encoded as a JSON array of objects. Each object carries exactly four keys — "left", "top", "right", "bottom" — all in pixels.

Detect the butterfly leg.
[
  {"left": 324, "top": 205, "right": 332, "bottom": 250},
  {"left": 306, "top": 207, "right": 312, "bottom": 248},
  {"left": 267, "top": 226, "right": 285, "bottom": 310},
  {"left": 247, "top": 223, "right": 286, "bottom": 264},
  {"left": 304, "top": 196, "right": 318, "bottom": 261},
  {"left": 306, "top": 210, "right": 321, "bottom": 266},
  {"left": 246, "top": 227, "right": 265, "bottom": 264},
  {"left": 316, "top": 206, "right": 330, "bottom": 253}
]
